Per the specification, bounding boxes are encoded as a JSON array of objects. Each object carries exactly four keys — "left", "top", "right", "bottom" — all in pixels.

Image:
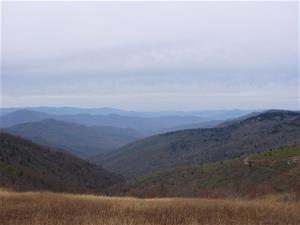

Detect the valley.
[
  {"left": 2, "top": 2, "right": 298, "bottom": 224},
  {"left": 4, "top": 119, "right": 142, "bottom": 158},
  {"left": 1, "top": 109, "right": 299, "bottom": 225}
]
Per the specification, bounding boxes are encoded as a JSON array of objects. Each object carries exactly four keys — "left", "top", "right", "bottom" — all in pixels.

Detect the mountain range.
[
  {"left": 0, "top": 107, "right": 257, "bottom": 119},
  {"left": 1, "top": 109, "right": 213, "bottom": 135},
  {"left": 1, "top": 109, "right": 299, "bottom": 198},
  {"left": 4, "top": 119, "right": 142, "bottom": 158},
  {"left": 99, "top": 110, "right": 300, "bottom": 178}
]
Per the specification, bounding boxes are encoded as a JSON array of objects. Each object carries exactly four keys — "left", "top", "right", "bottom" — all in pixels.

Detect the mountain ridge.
[
  {"left": 100, "top": 110, "right": 300, "bottom": 178},
  {"left": 1, "top": 109, "right": 211, "bottom": 135},
  {"left": 4, "top": 119, "right": 142, "bottom": 158}
]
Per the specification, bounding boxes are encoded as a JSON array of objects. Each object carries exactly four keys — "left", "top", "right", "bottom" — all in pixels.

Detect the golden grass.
[{"left": 0, "top": 190, "right": 299, "bottom": 225}]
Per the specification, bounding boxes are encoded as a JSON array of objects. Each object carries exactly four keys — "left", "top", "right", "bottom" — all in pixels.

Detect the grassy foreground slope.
[
  {"left": 1, "top": 190, "right": 299, "bottom": 225},
  {"left": 118, "top": 146, "right": 300, "bottom": 198},
  {"left": 0, "top": 133, "right": 122, "bottom": 193},
  {"left": 102, "top": 110, "right": 300, "bottom": 178}
]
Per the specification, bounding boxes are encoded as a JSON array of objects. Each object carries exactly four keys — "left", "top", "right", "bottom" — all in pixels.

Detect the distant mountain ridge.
[
  {"left": 4, "top": 119, "right": 142, "bottom": 158},
  {"left": 0, "top": 107, "right": 258, "bottom": 119},
  {"left": 57, "top": 114, "right": 209, "bottom": 135},
  {"left": 100, "top": 110, "right": 300, "bottom": 178},
  {"left": 0, "top": 110, "right": 50, "bottom": 127},
  {"left": 1, "top": 109, "right": 213, "bottom": 135},
  {"left": 0, "top": 133, "right": 122, "bottom": 193}
]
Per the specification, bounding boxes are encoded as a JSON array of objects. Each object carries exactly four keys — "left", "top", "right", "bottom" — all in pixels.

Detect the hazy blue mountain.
[
  {"left": 0, "top": 110, "right": 51, "bottom": 127},
  {"left": 1, "top": 109, "right": 213, "bottom": 135},
  {"left": 0, "top": 107, "right": 258, "bottom": 119},
  {"left": 5, "top": 119, "right": 142, "bottom": 158},
  {"left": 57, "top": 114, "right": 209, "bottom": 135},
  {"left": 0, "top": 107, "right": 127, "bottom": 116},
  {"left": 1, "top": 108, "right": 263, "bottom": 136}
]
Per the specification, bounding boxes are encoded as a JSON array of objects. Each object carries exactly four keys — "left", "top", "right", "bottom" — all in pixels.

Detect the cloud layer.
[{"left": 1, "top": 1, "right": 299, "bottom": 110}]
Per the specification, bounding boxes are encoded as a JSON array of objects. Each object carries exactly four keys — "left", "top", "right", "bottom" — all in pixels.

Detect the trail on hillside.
[{"left": 243, "top": 157, "right": 300, "bottom": 179}]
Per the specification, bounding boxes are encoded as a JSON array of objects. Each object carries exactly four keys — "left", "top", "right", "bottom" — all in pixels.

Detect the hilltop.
[{"left": 0, "top": 110, "right": 50, "bottom": 127}]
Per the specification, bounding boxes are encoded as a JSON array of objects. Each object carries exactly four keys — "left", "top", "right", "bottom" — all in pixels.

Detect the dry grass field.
[{"left": 0, "top": 190, "right": 299, "bottom": 225}]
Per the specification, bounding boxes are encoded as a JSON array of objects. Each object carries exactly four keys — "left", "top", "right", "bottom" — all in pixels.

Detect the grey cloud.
[{"left": 1, "top": 1, "right": 299, "bottom": 110}]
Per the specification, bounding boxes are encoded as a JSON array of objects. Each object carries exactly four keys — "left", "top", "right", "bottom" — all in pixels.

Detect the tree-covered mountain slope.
[
  {"left": 0, "top": 133, "right": 122, "bottom": 194},
  {"left": 101, "top": 110, "right": 300, "bottom": 178},
  {"left": 5, "top": 119, "right": 142, "bottom": 158},
  {"left": 117, "top": 146, "right": 300, "bottom": 198}
]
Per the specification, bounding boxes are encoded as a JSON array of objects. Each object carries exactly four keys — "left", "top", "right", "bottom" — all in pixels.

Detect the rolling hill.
[
  {"left": 0, "top": 109, "right": 211, "bottom": 135},
  {"left": 100, "top": 110, "right": 300, "bottom": 178},
  {"left": 4, "top": 119, "right": 142, "bottom": 158},
  {"left": 0, "top": 110, "right": 51, "bottom": 127},
  {"left": 0, "top": 107, "right": 256, "bottom": 119},
  {"left": 0, "top": 132, "right": 122, "bottom": 193},
  {"left": 117, "top": 146, "right": 300, "bottom": 198},
  {"left": 53, "top": 114, "right": 210, "bottom": 135}
]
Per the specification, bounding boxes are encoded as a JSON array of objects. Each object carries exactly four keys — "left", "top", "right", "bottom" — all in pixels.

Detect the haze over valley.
[{"left": 1, "top": 1, "right": 299, "bottom": 225}]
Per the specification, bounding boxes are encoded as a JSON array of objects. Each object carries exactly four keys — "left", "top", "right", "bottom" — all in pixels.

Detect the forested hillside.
[
  {"left": 101, "top": 110, "right": 300, "bottom": 177},
  {"left": 0, "top": 133, "right": 122, "bottom": 193}
]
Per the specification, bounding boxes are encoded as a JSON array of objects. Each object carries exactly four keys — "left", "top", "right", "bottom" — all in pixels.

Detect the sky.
[{"left": 1, "top": 1, "right": 299, "bottom": 110}]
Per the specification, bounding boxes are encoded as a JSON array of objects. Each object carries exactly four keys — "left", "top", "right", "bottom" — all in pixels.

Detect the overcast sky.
[{"left": 1, "top": 1, "right": 299, "bottom": 110}]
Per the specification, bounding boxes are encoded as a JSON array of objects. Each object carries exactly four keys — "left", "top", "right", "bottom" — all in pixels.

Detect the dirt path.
[
  {"left": 243, "top": 157, "right": 249, "bottom": 166},
  {"left": 243, "top": 157, "right": 300, "bottom": 179}
]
